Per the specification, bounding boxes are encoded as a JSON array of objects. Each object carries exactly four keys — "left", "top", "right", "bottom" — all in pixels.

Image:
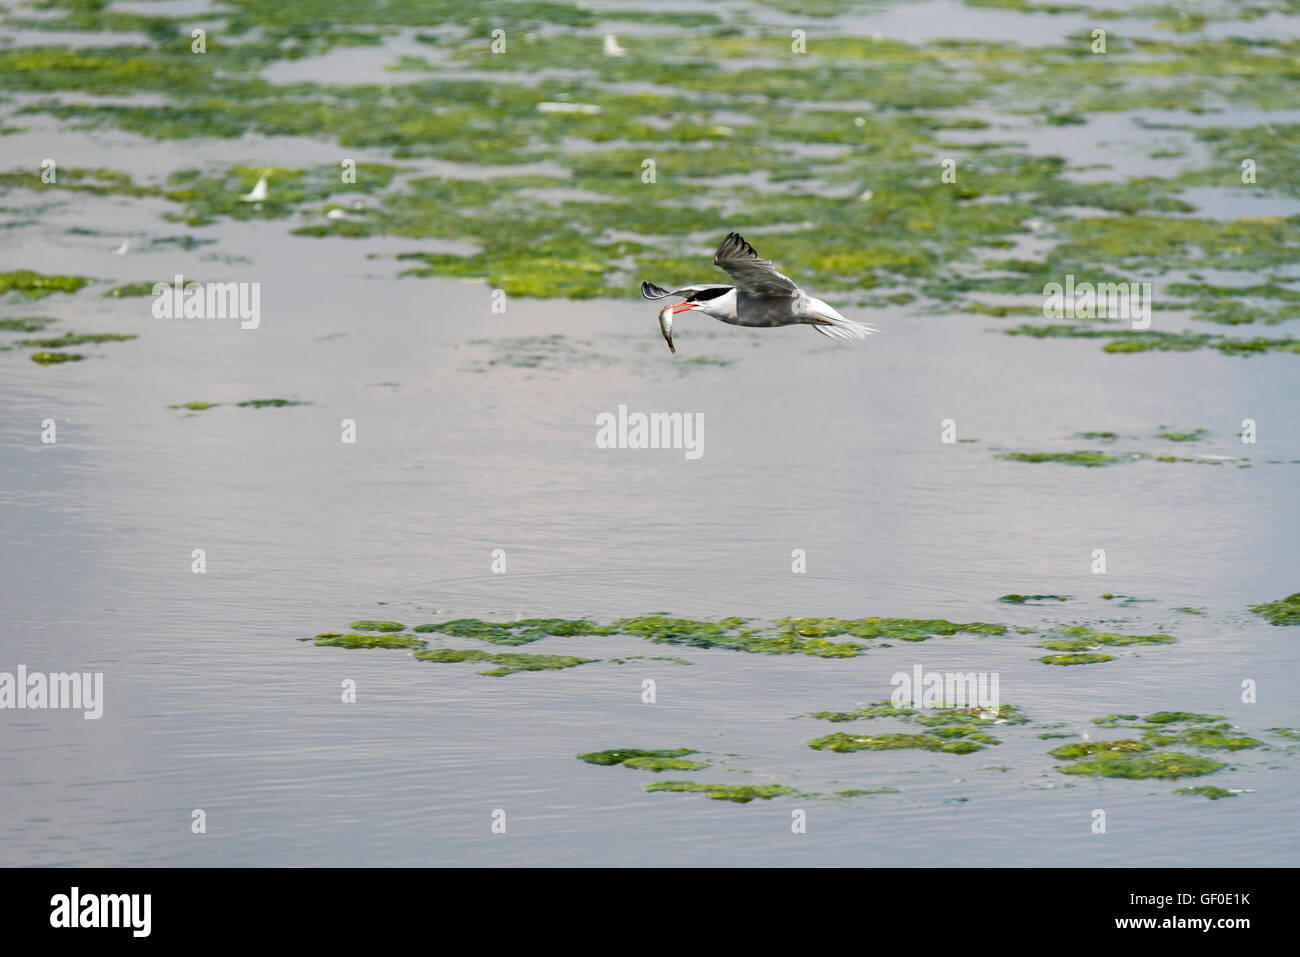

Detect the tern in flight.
[{"left": 641, "top": 232, "right": 877, "bottom": 354}]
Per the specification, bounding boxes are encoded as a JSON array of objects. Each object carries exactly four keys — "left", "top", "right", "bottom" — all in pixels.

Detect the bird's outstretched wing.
[
  {"left": 640, "top": 281, "right": 731, "bottom": 301},
  {"left": 712, "top": 232, "right": 799, "bottom": 298}
]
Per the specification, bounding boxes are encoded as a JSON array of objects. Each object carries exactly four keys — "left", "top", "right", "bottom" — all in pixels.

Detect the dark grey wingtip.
[
  {"left": 641, "top": 280, "right": 671, "bottom": 300},
  {"left": 715, "top": 231, "right": 756, "bottom": 262}
]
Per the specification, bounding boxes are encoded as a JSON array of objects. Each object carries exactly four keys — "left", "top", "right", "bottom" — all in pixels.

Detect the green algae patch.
[
  {"left": 1050, "top": 740, "right": 1151, "bottom": 759},
  {"left": 611, "top": 616, "right": 748, "bottom": 639},
  {"left": 0, "top": 270, "right": 90, "bottom": 301},
  {"left": 1143, "top": 727, "right": 1261, "bottom": 751},
  {"left": 1037, "top": 638, "right": 1096, "bottom": 652},
  {"left": 237, "top": 398, "right": 308, "bottom": 408},
  {"left": 1093, "top": 712, "right": 1225, "bottom": 730},
  {"left": 1157, "top": 429, "right": 1208, "bottom": 442},
  {"left": 304, "top": 619, "right": 601, "bottom": 671},
  {"left": 104, "top": 282, "right": 165, "bottom": 298},
  {"left": 613, "top": 615, "right": 867, "bottom": 658},
  {"left": 333, "top": 613, "right": 1008, "bottom": 661},
  {"left": 13, "top": 7, "right": 1300, "bottom": 324},
  {"left": 1266, "top": 728, "right": 1300, "bottom": 741},
  {"left": 348, "top": 620, "right": 406, "bottom": 632},
  {"left": 461, "top": 335, "right": 614, "bottom": 375},
  {"left": 577, "top": 749, "right": 707, "bottom": 772},
  {"left": 998, "top": 594, "right": 1069, "bottom": 604},
  {"left": 0, "top": 316, "right": 56, "bottom": 332},
  {"left": 1045, "top": 625, "right": 1176, "bottom": 649},
  {"left": 1174, "top": 786, "right": 1237, "bottom": 800},
  {"left": 997, "top": 451, "right": 1120, "bottom": 467},
  {"left": 811, "top": 702, "right": 916, "bottom": 723},
  {"left": 777, "top": 616, "right": 1007, "bottom": 642},
  {"left": 1057, "top": 752, "right": 1225, "bottom": 780},
  {"left": 610, "top": 655, "right": 692, "bottom": 665},
  {"left": 1039, "top": 653, "right": 1115, "bottom": 665},
  {"left": 618, "top": 755, "right": 709, "bottom": 772},
  {"left": 809, "top": 729, "right": 999, "bottom": 755},
  {"left": 105, "top": 282, "right": 175, "bottom": 297},
  {"left": 681, "top": 356, "right": 733, "bottom": 369},
  {"left": 836, "top": 787, "right": 899, "bottom": 797},
  {"left": 1080, "top": 432, "right": 1118, "bottom": 441},
  {"left": 17, "top": 332, "right": 136, "bottom": 348},
  {"left": 917, "top": 704, "right": 1028, "bottom": 726},
  {"left": 1091, "top": 714, "right": 1140, "bottom": 728},
  {"left": 313, "top": 632, "right": 424, "bottom": 650},
  {"left": 165, "top": 163, "right": 404, "bottom": 227},
  {"left": 1052, "top": 709, "right": 1264, "bottom": 779},
  {"left": 169, "top": 401, "right": 217, "bottom": 411},
  {"left": 1249, "top": 593, "right": 1300, "bottom": 626},
  {"left": 1144, "top": 712, "right": 1222, "bottom": 724},
  {"left": 1037, "top": 625, "right": 1176, "bottom": 663},
  {"left": 810, "top": 700, "right": 1028, "bottom": 727},
  {"left": 1005, "top": 325, "right": 1300, "bottom": 357},
  {"left": 414, "top": 618, "right": 613, "bottom": 645},
  {"left": 30, "top": 351, "right": 84, "bottom": 364},
  {"left": 1173, "top": 607, "right": 1205, "bottom": 615},
  {"left": 412, "top": 647, "right": 597, "bottom": 677},
  {"left": 645, "top": 781, "right": 797, "bottom": 803}
]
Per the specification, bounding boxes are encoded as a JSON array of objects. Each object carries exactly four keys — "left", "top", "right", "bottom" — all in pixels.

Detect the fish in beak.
[
  {"left": 658, "top": 306, "right": 676, "bottom": 354},
  {"left": 658, "top": 301, "right": 697, "bottom": 355}
]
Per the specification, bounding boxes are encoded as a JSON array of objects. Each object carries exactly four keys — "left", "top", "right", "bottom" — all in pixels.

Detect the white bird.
[
  {"left": 603, "top": 34, "right": 627, "bottom": 57},
  {"left": 111, "top": 240, "right": 129, "bottom": 255},
  {"left": 241, "top": 176, "right": 269, "bottom": 202},
  {"left": 642, "top": 232, "right": 877, "bottom": 354}
]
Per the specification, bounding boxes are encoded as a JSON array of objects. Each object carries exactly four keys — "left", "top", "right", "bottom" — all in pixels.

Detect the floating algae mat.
[
  {"left": 1249, "top": 594, "right": 1300, "bottom": 626},
  {"left": 1174, "top": 786, "right": 1240, "bottom": 800},
  {"left": 644, "top": 782, "right": 798, "bottom": 804},
  {"left": 7, "top": 2, "right": 1300, "bottom": 336},
  {"left": 165, "top": 399, "right": 310, "bottom": 411},
  {"left": 0, "top": 317, "right": 57, "bottom": 333},
  {"left": 412, "top": 649, "right": 597, "bottom": 677},
  {"left": 1003, "top": 326, "right": 1300, "bottom": 357},
  {"left": 996, "top": 448, "right": 1261, "bottom": 469},
  {"left": 0, "top": 270, "right": 91, "bottom": 301},
  {"left": 805, "top": 701, "right": 1026, "bottom": 754},
  {"left": 29, "top": 351, "right": 85, "bottom": 365},
  {"left": 809, "top": 728, "right": 1002, "bottom": 755},
  {"left": 988, "top": 427, "right": 1284, "bottom": 470},
  {"left": 299, "top": 611, "right": 1190, "bottom": 671},
  {"left": 15, "top": 332, "right": 136, "bottom": 348},
  {"left": 1050, "top": 712, "right": 1264, "bottom": 784},
  {"left": 576, "top": 749, "right": 708, "bottom": 772},
  {"left": 575, "top": 749, "right": 809, "bottom": 802},
  {"left": 0, "top": 275, "right": 144, "bottom": 368},
  {"left": 1034, "top": 624, "right": 1175, "bottom": 666},
  {"left": 298, "top": 613, "right": 1045, "bottom": 671},
  {"left": 576, "top": 703, "right": 1283, "bottom": 802}
]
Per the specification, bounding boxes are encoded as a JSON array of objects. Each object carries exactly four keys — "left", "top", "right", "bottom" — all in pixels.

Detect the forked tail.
[{"left": 808, "top": 311, "right": 878, "bottom": 342}]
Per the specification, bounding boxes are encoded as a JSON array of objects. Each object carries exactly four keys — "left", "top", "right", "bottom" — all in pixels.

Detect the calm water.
[{"left": 2, "top": 0, "right": 1299, "bottom": 866}]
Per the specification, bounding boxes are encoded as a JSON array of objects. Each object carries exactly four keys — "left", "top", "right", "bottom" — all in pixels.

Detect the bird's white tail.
[{"left": 807, "top": 303, "right": 877, "bottom": 341}]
